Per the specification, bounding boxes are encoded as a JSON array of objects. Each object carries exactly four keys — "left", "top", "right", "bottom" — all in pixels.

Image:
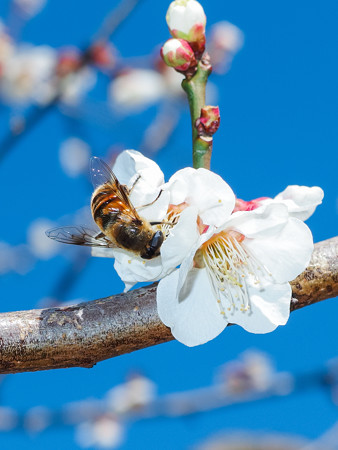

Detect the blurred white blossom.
[
  {"left": 197, "top": 430, "right": 311, "bottom": 450},
  {"left": 208, "top": 21, "right": 244, "bottom": 74},
  {"left": 215, "top": 351, "right": 275, "bottom": 394},
  {"left": 24, "top": 406, "right": 52, "bottom": 433},
  {"left": 0, "top": 241, "right": 34, "bottom": 274},
  {"left": 0, "top": 44, "right": 56, "bottom": 104},
  {"left": 59, "top": 67, "right": 97, "bottom": 105},
  {"left": 59, "top": 137, "right": 91, "bottom": 177},
  {"left": 106, "top": 372, "right": 156, "bottom": 415},
  {"left": 75, "top": 415, "right": 124, "bottom": 449},
  {"left": 0, "top": 407, "right": 18, "bottom": 431},
  {"left": 27, "top": 218, "right": 58, "bottom": 260},
  {"left": 0, "top": 25, "right": 14, "bottom": 68},
  {"left": 14, "top": 0, "right": 47, "bottom": 17},
  {"left": 109, "top": 68, "right": 184, "bottom": 112}
]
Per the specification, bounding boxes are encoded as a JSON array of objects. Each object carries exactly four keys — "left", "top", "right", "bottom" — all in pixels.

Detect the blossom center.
[
  {"left": 159, "top": 202, "right": 188, "bottom": 238},
  {"left": 200, "top": 229, "right": 269, "bottom": 317}
]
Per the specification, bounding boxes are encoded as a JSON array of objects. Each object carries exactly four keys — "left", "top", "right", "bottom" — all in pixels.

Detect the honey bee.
[{"left": 46, "top": 157, "right": 164, "bottom": 259}]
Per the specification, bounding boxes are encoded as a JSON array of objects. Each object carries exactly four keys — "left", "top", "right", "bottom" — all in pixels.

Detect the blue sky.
[{"left": 0, "top": 0, "right": 337, "bottom": 448}]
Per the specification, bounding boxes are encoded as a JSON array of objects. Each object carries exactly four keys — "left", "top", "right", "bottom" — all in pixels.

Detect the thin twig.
[
  {"left": 182, "top": 54, "right": 213, "bottom": 169},
  {"left": 0, "top": 237, "right": 336, "bottom": 374}
]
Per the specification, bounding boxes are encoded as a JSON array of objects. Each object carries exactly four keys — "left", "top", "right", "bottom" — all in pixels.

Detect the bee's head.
[{"left": 141, "top": 230, "right": 164, "bottom": 260}]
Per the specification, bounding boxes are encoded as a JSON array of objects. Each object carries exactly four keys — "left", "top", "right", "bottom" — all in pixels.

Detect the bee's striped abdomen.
[{"left": 91, "top": 186, "right": 126, "bottom": 231}]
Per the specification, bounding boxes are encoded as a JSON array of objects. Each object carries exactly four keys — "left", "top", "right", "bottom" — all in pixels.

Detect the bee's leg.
[
  {"left": 128, "top": 174, "right": 141, "bottom": 194},
  {"left": 95, "top": 232, "right": 106, "bottom": 240},
  {"left": 150, "top": 221, "right": 173, "bottom": 227},
  {"left": 137, "top": 189, "right": 163, "bottom": 209}
]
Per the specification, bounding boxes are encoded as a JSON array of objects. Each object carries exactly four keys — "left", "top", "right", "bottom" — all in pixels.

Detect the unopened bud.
[
  {"left": 89, "top": 42, "right": 115, "bottom": 69},
  {"left": 195, "top": 106, "right": 220, "bottom": 136},
  {"left": 161, "top": 38, "right": 196, "bottom": 72},
  {"left": 166, "top": 0, "right": 206, "bottom": 53},
  {"left": 56, "top": 49, "right": 81, "bottom": 77}
]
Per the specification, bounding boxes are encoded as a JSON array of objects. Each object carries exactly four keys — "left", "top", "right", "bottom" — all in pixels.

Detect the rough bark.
[{"left": 0, "top": 237, "right": 337, "bottom": 374}]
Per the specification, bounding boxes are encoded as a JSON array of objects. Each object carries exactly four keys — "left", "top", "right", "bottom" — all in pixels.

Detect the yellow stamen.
[{"left": 201, "top": 229, "right": 270, "bottom": 317}]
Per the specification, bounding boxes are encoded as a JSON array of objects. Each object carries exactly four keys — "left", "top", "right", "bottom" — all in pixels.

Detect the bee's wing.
[
  {"left": 90, "top": 156, "right": 141, "bottom": 219},
  {"left": 46, "top": 226, "right": 115, "bottom": 248},
  {"left": 90, "top": 156, "right": 119, "bottom": 190}
]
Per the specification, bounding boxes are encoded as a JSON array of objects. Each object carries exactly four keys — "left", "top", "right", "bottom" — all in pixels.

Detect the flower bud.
[
  {"left": 233, "top": 197, "right": 270, "bottom": 213},
  {"left": 160, "top": 38, "right": 196, "bottom": 72},
  {"left": 88, "top": 42, "right": 116, "bottom": 69},
  {"left": 56, "top": 49, "right": 81, "bottom": 77},
  {"left": 166, "top": 0, "right": 206, "bottom": 52},
  {"left": 195, "top": 106, "right": 220, "bottom": 136}
]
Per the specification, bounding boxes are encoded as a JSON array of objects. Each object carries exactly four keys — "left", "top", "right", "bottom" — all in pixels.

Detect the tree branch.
[{"left": 0, "top": 237, "right": 337, "bottom": 374}]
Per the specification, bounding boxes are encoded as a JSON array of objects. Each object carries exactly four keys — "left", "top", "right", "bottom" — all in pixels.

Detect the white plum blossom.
[{"left": 157, "top": 173, "right": 314, "bottom": 346}]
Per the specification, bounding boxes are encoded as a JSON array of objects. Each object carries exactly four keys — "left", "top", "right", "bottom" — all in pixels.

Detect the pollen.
[
  {"left": 128, "top": 260, "right": 132, "bottom": 264},
  {"left": 201, "top": 229, "right": 268, "bottom": 316}
]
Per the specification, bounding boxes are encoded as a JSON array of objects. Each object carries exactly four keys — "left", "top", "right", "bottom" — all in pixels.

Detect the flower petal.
[
  {"left": 244, "top": 217, "right": 313, "bottom": 283},
  {"left": 224, "top": 203, "right": 290, "bottom": 239},
  {"left": 223, "top": 279, "right": 291, "bottom": 333},
  {"left": 113, "top": 249, "right": 164, "bottom": 288},
  {"left": 176, "top": 225, "right": 215, "bottom": 297},
  {"left": 157, "top": 268, "right": 228, "bottom": 346},
  {"left": 161, "top": 206, "right": 200, "bottom": 273},
  {"left": 165, "top": 167, "right": 235, "bottom": 226},
  {"left": 165, "top": 167, "right": 195, "bottom": 204},
  {"left": 274, "top": 185, "right": 324, "bottom": 221},
  {"left": 113, "top": 150, "right": 165, "bottom": 208}
]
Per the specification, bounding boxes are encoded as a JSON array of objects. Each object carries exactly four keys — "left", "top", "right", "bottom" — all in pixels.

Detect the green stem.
[{"left": 182, "top": 58, "right": 212, "bottom": 169}]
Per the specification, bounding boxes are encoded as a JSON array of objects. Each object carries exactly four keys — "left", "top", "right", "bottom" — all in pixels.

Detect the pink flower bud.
[
  {"left": 56, "top": 49, "right": 81, "bottom": 77},
  {"left": 233, "top": 197, "right": 270, "bottom": 213},
  {"left": 195, "top": 106, "right": 220, "bottom": 136},
  {"left": 166, "top": 0, "right": 206, "bottom": 52},
  {"left": 160, "top": 38, "right": 196, "bottom": 72},
  {"left": 89, "top": 42, "right": 115, "bottom": 69}
]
